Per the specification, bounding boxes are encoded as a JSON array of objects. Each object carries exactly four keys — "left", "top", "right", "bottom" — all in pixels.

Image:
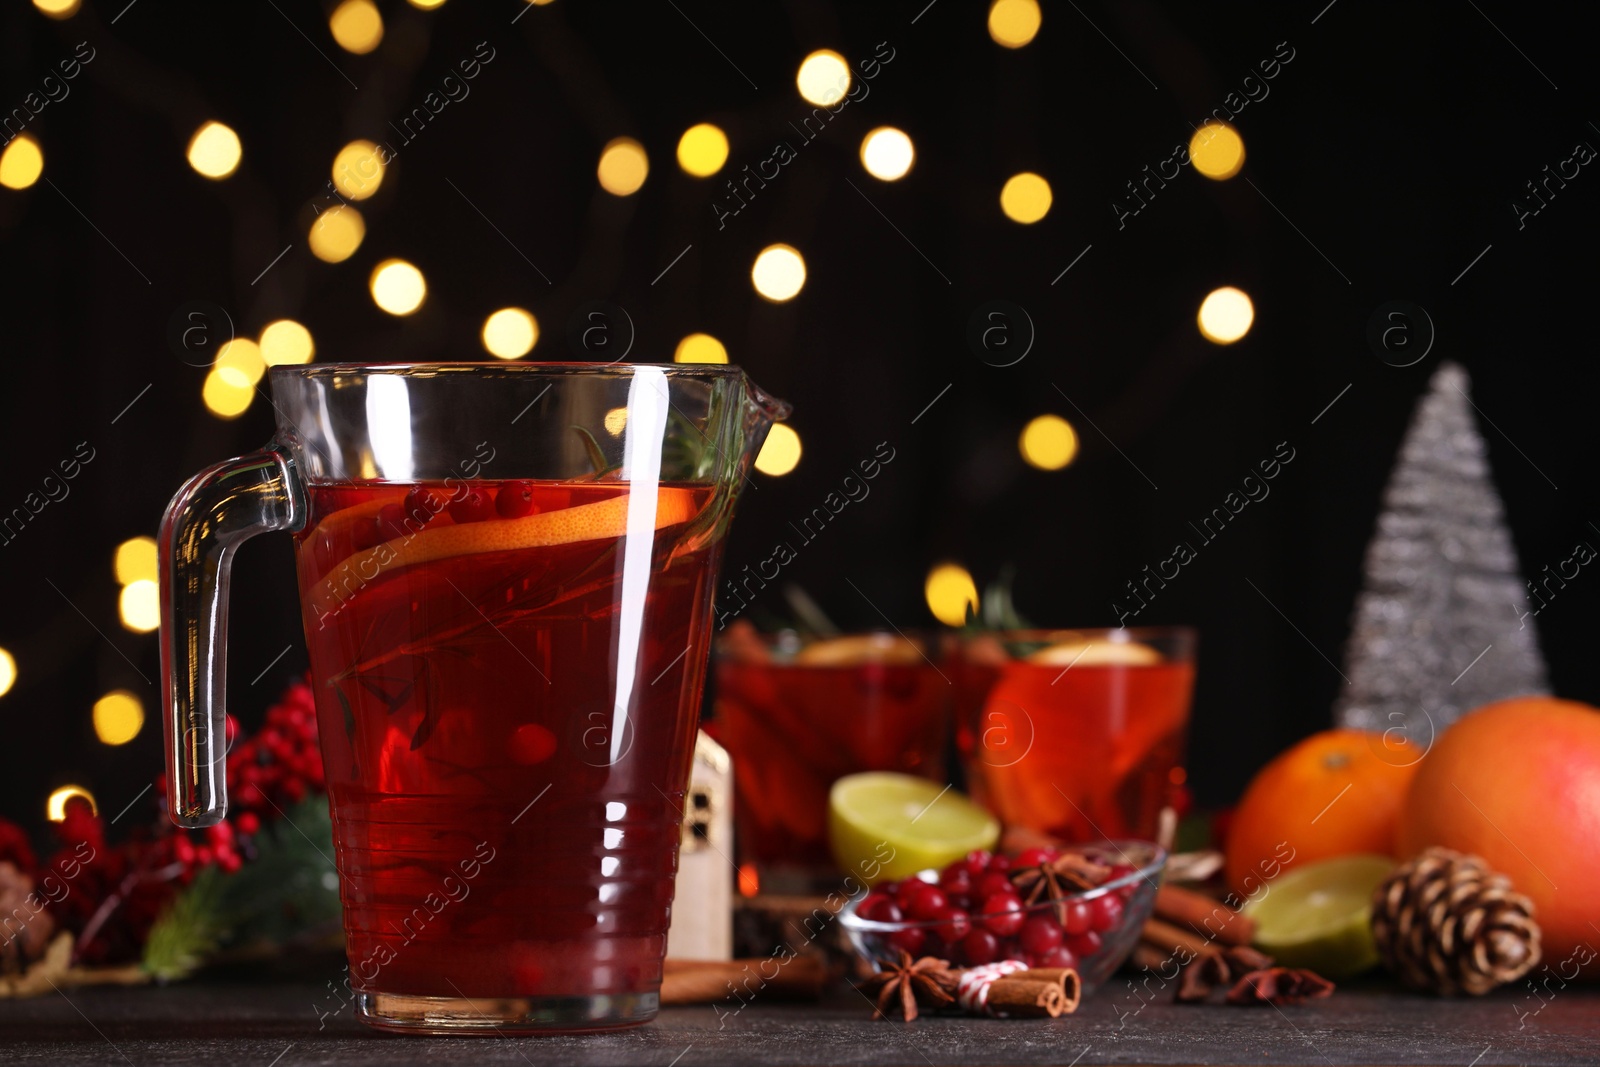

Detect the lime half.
[
  {"left": 829, "top": 773, "right": 999, "bottom": 885},
  {"left": 1244, "top": 854, "right": 1394, "bottom": 978}
]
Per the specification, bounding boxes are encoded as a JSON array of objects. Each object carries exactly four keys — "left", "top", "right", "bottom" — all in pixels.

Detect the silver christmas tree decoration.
[{"left": 1336, "top": 361, "right": 1548, "bottom": 741}]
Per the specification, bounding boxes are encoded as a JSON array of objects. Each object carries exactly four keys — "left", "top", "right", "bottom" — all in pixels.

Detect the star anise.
[
  {"left": 858, "top": 951, "right": 958, "bottom": 1022},
  {"left": 1225, "top": 967, "right": 1336, "bottom": 1007},
  {"left": 1175, "top": 945, "right": 1280, "bottom": 1003},
  {"left": 1008, "top": 852, "right": 1114, "bottom": 924}
]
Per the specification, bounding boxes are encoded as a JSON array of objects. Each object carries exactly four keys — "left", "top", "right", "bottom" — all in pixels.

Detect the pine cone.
[{"left": 1371, "top": 847, "right": 1541, "bottom": 995}]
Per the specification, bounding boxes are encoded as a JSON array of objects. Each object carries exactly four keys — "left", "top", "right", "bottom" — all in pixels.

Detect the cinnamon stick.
[
  {"left": 984, "top": 977, "right": 1066, "bottom": 1018},
  {"left": 1017, "top": 968, "right": 1081, "bottom": 1013},
  {"left": 1154, "top": 884, "right": 1256, "bottom": 947},
  {"left": 1129, "top": 940, "right": 1169, "bottom": 971},
  {"left": 1142, "top": 918, "right": 1223, "bottom": 958},
  {"left": 659, "top": 956, "right": 826, "bottom": 1005}
]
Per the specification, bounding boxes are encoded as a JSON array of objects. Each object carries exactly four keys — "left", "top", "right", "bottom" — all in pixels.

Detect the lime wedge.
[
  {"left": 829, "top": 773, "right": 999, "bottom": 885},
  {"left": 1244, "top": 854, "right": 1394, "bottom": 978}
]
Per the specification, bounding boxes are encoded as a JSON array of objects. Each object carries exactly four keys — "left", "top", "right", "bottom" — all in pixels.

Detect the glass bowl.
[{"left": 837, "top": 840, "right": 1166, "bottom": 991}]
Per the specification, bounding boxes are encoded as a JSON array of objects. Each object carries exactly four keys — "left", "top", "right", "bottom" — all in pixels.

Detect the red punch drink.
[
  {"left": 959, "top": 629, "right": 1195, "bottom": 843},
  {"left": 162, "top": 362, "right": 787, "bottom": 1033},
  {"left": 712, "top": 630, "right": 949, "bottom": 879},
  {"left": 294, "top": 479, "right": 716, "bottom": 1024}
]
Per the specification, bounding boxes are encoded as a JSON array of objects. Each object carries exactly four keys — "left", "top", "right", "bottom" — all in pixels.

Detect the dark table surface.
[{"left": 2, "top": 978, "right": 1597, "bottom": 1066}]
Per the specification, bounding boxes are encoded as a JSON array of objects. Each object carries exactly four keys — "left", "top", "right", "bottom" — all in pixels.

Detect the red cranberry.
[
  {"left": 1035, "top": 945, "right": 1078, "bottom": 970},
  {"left": 1014, "top": 847, "right": 1056, "bottom": 869},
  {"left": 877, "top": 880, "right": 901, "bottom": 899},
  {"left": 887, "top": 927, "right": 926, "bottom": 955},
  {"left": 961, "top": 928, "right": 1001, "bottom": 965},
  {"left": 939, "top": 865, "right": 972, "bottom": 898},
  {"left": 496, "top": 481, "right": 537, "bottom": 518},
  {"left": 1107, "top": 863, "right": 1140, "bottom": 900},
  {"left": 933, "top": 907, "right": 972, "bottom": 942},
  {"left": 986, "top": 853, "right": 1012, "bottom": 873},
  {"left": 1088, "top": 893, "right": 1124, "bottom": 932},
  {"left": 978, "top": 893, "right": 1025, "bottom": 937},
  {"left": 905, "top": 884, "right": 948, "bottom": 922},
  {"left": 1018, "top": 915, "right": 1062, "bottom": 955},
  {"left": 509, "top": 723, "right": 558, "bottom": 765},
  {"left": 403, "top": 486, "right": 442, "bottom": 525},
  {"left": 962, "top": 850, "right": 993, "bottom": 877},
  {"left": 974, "top": 871, "right": 1014, "bottom": 900},
  {"left": 448, "top": 488, "right": 496, "bottom": 524},
  {"left": 1062, "top": 899, "right": 1093, "bottom": 936},
  {"left": 893, "top": 879, "right": 925, "bottom": 912},
  {"left": 1066, "top": 930, "right": 1102, "bottom": 958},
  {"left": 376, "top": 503, "right": 409, "bottom": 540},
  {"left": 858, "top": 893, "right": 903, "bottom": 924},
  {"left": 236, "top": 812, "right": 260, "bottom": 836}
]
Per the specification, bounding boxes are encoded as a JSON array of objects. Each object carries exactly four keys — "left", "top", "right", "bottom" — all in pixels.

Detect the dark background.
[{"left": 2, "top": 1, "right": 1597, "bottom": 843}]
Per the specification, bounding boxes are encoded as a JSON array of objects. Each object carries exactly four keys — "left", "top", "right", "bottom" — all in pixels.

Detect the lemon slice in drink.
[
  {"left": 1243, "top": 854, "right": 1394, "bottom": 978},
  {"left": 829, "top": 773, "right": 999, "bottom": 885}
]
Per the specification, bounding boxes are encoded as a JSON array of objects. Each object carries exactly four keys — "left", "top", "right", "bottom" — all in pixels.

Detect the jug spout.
[{"left": 738, "top": 372, "right": 792, "bottom": 465}]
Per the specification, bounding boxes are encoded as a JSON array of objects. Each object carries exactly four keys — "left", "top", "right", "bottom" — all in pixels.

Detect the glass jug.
[{"left": 159, "top": 363, "right": 788, "bottom": 1034}]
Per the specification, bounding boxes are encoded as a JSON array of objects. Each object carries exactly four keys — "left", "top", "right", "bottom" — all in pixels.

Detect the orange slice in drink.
[
  {"left": 1026, "top": 639, "right": 1161, "bottom": 667},
  {"left": 794, "top": 634, "right": 924, "bottom": 666},
  {"left": 310, "top": 487, "right": 698, "bottom": 619}
]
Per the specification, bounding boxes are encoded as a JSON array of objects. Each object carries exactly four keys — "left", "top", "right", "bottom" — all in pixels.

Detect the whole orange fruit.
[
  {"left": 1398, "top": 696, "right": 1600, "bottom": 976},
  {"left": 1225, "top": 729, "right": 1420, "bottom": 900}
]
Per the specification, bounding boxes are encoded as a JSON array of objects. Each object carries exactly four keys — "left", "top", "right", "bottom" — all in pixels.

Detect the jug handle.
[{"left": 159, "top": 447, "right": 304, "bottom": 828}]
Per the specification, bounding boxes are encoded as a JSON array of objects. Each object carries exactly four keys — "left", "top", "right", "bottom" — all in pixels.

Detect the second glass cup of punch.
[{"left": 712, "top": 623, "right": 1194, "bottom": 888}]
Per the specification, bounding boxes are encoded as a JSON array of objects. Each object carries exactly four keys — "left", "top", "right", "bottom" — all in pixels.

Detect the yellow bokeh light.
[
  {"left": 481, "top": 307, "right": 538, "bottom": 359},
  {"left": 332, "top": 139, "right": 385, "bottom": 201},
  {"left": 114, "top": 536, "right": 158, "bottom": 586},
  {"left": 408, "top": 0, "right": 447, "bottom": 7},
  {"left": 214, "top": 338, "right": 265, "bottom": 388},
  {"left": 329, "top": 0, "right": 384, "bottom": 54},
  {"left": 370, "top": 258, "right": 427, "bottom": 316},
  {"left": 0, "top": 648, "right": 15, "bottom": 699},
  {"left": 988, "top": 0, "right": 1042, "bottom": 48},
  {"left": 676, "top": 123, "right": 730, "bottom": 178},
  {"left": 597, "top": 137, "right": 649, "bottom": 196},
  {"left": 751, "top": 243, "right": 806, "bottom": 302},
  {"left": 1019, "top": 414, "right": 1079, "bottom": 471},
  {"left": 93, "top": 690, "right": 144, "bottom": 746},
  {"left": 925, "top": 563, "right": 979, "bottom": 627},
  {"left": 1189, "top": 122, "right": 1245, "bottom": 181},
  {"left": 1197, "top": 286, "right": 1255, "bottom": 344},
  {"left": 1000, "top": 172, "right": 1052, "bottom": 223},
  {"left": 0, "top": 134, "right": 44, "bottom": 190},
  {"left": 860, "top": 127, "right": 915, "bottom": 181},
  {"left": 33, "top": 0, "right": 81, "bottom": 17},
  {"left": 186, "top": 121, "right": 242, "bottom": 180},
  {"left": 603, "top": 407, "right": 629, "bottom": 436},
  {"left": 754, "top": 423, "right": 802, "bottom": 476},
  {"left": 796, "top": 49, "right": 851, "bottom": 106},
  {"left": 119, "top": 579, "right": 160, "bottom": 633},
  {"left": 674, "top": 333, "right": 728, "bottom": 364},
  {"left": 47, "top": 785, "right": 96, "bottom": 822},
  {"left": 260, "top": 319, "right": 315, "bottom": 366},
  {"left": 308, "top": 204, "right": 365, "bottom": 263},
  {"left": 202, "top": 368, "right": 254, "bottom": 420}
]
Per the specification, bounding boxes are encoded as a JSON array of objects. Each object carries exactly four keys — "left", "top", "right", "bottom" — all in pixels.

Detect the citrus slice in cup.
[
  {"left": 829, "top": 772, "right": 999, "bottom": 885},
  {"left": 1243, "top": 853, "right": 1393, "bottom": 978},
  {"left": 1026, "top": 639, "right": 1161, "bottom": 667},
  {"left": 794, "top": 634, "right": 924, "bottom": 666},
  {"left": 310, "top": 487, "right": 697, "bottom": 618}
]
